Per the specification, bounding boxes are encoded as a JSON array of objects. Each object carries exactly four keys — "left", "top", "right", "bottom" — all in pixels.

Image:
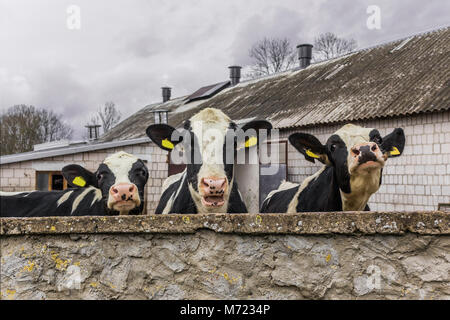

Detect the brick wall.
[
  {"left": 281, "top": 110, "right": 450, "bottom": 211},
  {"left": 0, "top": 143, "right": 169, "bottom": 213}
]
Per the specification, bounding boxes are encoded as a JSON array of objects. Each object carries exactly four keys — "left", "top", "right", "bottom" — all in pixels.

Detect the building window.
[{"left": 36, "top": 171, "right": 68, "bottom": 191}]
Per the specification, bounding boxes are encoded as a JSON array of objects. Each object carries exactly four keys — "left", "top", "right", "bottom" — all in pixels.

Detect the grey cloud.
[{"left": 230, "top": 6, "right": 306, "bottom": 65}]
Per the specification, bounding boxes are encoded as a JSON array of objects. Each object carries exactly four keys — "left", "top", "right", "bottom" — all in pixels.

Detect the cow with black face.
[
  {"left": 0, "top": 151, "right": 149, "bottom": 217},
  {"left": 261, "top": 124, "right": 405, "bottom": 213},
  {"left": 146, "top": 108, "right": 272, "bottom": 214}
]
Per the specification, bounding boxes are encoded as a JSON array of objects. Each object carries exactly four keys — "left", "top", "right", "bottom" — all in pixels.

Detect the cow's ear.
[
  {"left": 241, "top": 120, "right": 272, "bottom": 149},
  {"left": 381, "top": 128, "right": 405, "bottom": 158},
  {"left": 146, "top": 124, "right": 182, "bottom": 152},
  {"left": 289, "top": 132, "right": 329, "bottom": 164},
  {"left": 62, "top": 165, "right": 97, "bottom": 188}
]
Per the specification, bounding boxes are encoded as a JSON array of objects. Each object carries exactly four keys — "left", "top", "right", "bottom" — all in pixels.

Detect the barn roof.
[
  {"left": 0, "top": 137, "right": 150, "bottom": 165},
  {"left": 100, "top": 26, "right": 449, "bottom": 143}
]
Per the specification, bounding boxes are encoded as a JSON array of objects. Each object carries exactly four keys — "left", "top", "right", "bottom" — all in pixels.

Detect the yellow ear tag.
[
  {"left": 306, "top": 149, "right": 320, "bottom": 159},
  {"left": 73, "top": 176, "right": 86, "bottom": 187},
  {"left": 245, "top": 136, "right": 258, "bottom": 148},
  {"left": 161, "top": 138, "right": 174, "bottom": 150},
  {"left": 390, "top": 146, "right": 400, "bottom": 156}
]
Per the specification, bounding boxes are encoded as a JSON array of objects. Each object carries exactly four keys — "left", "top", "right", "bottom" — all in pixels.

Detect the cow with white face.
[
  {"left": 0, "top": 151, "right": 149, "bottom": 217},
  {"left": 261, "top": 124, "right": 405, "bottom": 213},
  {"left": 146, "top": 108, "right": 272, "bottom": 214}
]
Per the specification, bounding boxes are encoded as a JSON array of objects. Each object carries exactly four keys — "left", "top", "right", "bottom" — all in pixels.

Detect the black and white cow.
[
  {"left": 146, "top": 108, "right": 272, "bottom": 214},
  {"left": 0, "top": 151, "right": 148, "bottom": 217},
  {"left": 261, "top": 124, "right": 405, "bottom": 213}
]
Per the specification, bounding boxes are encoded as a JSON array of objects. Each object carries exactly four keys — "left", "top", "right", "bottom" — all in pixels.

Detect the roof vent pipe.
[
  {"left": 228, "top": 66, "right": 242, "bottom": 86},
  {"left": 162, "top": 87, "right": 171, "bottom": 102},
  {"left": 85, "top": 124, "right": 101, "bottom": 141},
  {"left": 297, "top": 44, "right": 313, "bottom": 69}
]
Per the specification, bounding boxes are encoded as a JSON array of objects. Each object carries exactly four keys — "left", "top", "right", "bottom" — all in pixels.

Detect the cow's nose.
[
  {"left": 352, "top": 142, "right": 379, "bottom": 163},
  {"left": 201, "top": 177, "right": 226, "bottom": 195},
  {"left": 351, "top": 143, "right": 378, "bottom": 156},
  {"left": 110, "top": 183, "right": 135, "bottom": 202}
]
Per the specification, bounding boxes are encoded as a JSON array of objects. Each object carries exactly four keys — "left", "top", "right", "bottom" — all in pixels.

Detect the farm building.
[{"left": 1, "top": 26, "right": 449, "bottom": 213}]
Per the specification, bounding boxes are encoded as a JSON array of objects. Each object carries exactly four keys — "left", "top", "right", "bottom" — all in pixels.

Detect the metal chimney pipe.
[
  {"left": 297, "top": 44, "right": 313, "bottom": 69},
  {"left": 162, "top": 87, "right": 171, "bottom": 102},
  {"left": 228, "top": 66, "right": 242, "bottom": 86}
]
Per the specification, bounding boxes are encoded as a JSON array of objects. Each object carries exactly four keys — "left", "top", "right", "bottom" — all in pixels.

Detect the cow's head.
[
  {"left": 62, "top": 151, "right": 149, "bottom": 215},
  {"left": 146, "top": 108, "right": 271, "bottom": 213},
  {"left": 289, "top": 124, "right": 405, "bottom": 210}
]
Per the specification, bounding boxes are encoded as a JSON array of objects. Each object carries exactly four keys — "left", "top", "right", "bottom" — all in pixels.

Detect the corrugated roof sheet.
[{"left": 100, "top": 26, "right": 449, "bottom": 142}]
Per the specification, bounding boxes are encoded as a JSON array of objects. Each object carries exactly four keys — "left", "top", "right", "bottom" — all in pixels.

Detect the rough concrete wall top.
[{"left": 1, "top": 212, "right": 449, "bottom": 236}]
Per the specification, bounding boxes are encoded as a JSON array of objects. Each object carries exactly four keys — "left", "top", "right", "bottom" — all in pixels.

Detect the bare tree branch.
[
  {"left": 248, "top": 37, "right": 297, "bottom": 78},
  {"left": 313, "top": 32, "right": 357, "bottom": 61},
  {"left": 97, "top": 101, "right": 121, "bottom": 133}
]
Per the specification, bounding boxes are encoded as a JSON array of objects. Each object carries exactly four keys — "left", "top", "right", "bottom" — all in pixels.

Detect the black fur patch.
[{"left": 260, "top": 186, "right": 300, "bottom": 213}]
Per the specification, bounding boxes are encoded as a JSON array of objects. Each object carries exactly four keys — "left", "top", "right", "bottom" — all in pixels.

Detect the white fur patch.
[
  {"left": 103, "top": 151, "right": 139, "bottom": 184},
  {"left": 0, "top": 191, "right": 31, "bottom": 197},
  {"left": 162, "top": 171, "right": 187, "bottom": 214},
  {"left": 71, "top": 187, "right": 99, "bottom": 214},
  {"left": 57, "top": 190, "right": 74, "bottom": 207},
  {"left": 190, "top": 108, "right": 231, "bottom": 166},
  {"left": 340, "top": 169, "right": 381, "bottom": 211},
  {"left": 162, "top": 170, "right": 185, "bottom": 194},
  {"left": 334, "top": 124, "right": 374, "bottom": 151},
  {"left": 265, "top": 180, "right": 299, "bottom": 202}
]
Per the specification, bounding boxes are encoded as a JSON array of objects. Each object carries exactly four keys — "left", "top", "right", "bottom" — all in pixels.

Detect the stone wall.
[
  {"left": 1, "top": 212, "right": 449, "bottom": 300},
  {"left": 0, "top": 142, "right": 169, "bottom": 213},
  {"left": 283, "top": 110, "right": 450, "bottom": 211}
]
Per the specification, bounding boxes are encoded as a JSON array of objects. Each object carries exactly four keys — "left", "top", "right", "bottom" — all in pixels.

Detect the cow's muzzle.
[
  {"left": 200, "top": 177, "right": 226, "bottom": 207},
  {"left": 108, "top": 183, "right": 141, "bottom": 213},
  {"left": 351, "top": 142, "right": 384, "bottom": 170}
]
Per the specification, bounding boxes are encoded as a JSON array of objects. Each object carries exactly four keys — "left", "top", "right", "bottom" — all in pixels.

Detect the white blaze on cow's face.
[
  {"left": 98, "top": 152, "right": 148, "bottom": 214},
  {"left": 187, "top": 108, "right": 233, "bottom": 213}
]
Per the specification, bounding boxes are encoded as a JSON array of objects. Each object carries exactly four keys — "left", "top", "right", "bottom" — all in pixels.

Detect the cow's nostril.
[
  {"left": 352, "top": 148, "right": 360, "bottom": 156},
  {"left": 112, "top": 188, "right": 118, "bottom": 194},
  {"left": 129, "top": 186, "right": 134, "bottom": 193},
  {"left": 371, "top": 144, "right": 377, "bottom": 151}
]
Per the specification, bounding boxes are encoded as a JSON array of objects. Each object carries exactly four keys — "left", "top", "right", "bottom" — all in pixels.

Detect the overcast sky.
[{"left": 1, "top": 0, "right": 449, "bottom": 138}]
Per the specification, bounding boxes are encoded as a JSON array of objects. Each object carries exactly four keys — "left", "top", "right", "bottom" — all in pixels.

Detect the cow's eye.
[
  {"left": 137, "top": 169, "right": 147, "bottom": 177},
  {"left": 97, "top": 171, "right": 108, "bottom": 180},
  {"left": 330, "top": 144, "right": 336, "bottom": 152}
]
